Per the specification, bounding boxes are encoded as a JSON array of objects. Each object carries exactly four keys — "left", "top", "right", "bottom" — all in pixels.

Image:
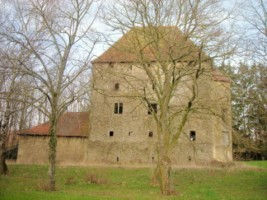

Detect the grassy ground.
[
  {"left": 0, "top": 162, "right": 266, "bottom": 200},
  {"left": 244, "top": 160, "right": 267, "bottom": 169}
]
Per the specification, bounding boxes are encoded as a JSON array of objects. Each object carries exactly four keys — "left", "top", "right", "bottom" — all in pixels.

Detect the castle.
[{"left": 17, "top": 27, "right": 232, "bottom": 166}]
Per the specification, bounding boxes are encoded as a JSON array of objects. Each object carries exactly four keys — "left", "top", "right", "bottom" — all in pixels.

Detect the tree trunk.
[
  {"left": 0, "top": 142, "right": 8, "bottom": 175},
  {"left": 48, "top": 115, "right": 57, "bottom": 191},
  {"left": 0, "top": 116, "right": 9, "bottom": 175},
  {"left": 152, "top": 145, "right": 172, "bottom": 195}
]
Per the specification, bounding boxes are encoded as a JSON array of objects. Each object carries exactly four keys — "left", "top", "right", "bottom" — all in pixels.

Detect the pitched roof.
[
  {"left": 19, "top": 112, "right": 89, "bottom": 138},
  {"left": 93, "top": 26, "right": 210, "bottom": 63}
]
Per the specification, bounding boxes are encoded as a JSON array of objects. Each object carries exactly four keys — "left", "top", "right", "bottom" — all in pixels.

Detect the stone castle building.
[{"left": 17, "top": 27, "right": 232, "bottom": 166}]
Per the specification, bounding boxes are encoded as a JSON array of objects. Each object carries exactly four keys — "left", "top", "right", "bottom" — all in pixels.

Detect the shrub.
[
  {"left": 84, "top": 173, "right": 107, "bottom": 185},
  {"left": 65, "top": 176, "right": 76, "bottom": 185}
]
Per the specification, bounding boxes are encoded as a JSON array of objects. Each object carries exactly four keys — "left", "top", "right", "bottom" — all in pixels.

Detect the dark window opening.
[
  {"left": 152, "top": 156, "right": 154, "bottom": 161},
  {"left": 114, "top": 83, "right": 119, "bottom": 90},
  {"left": 130, "top": 65, "right": 133, "bottom": 70},
  {"left": 152, "top": 83, "right": 155, "bottom": 90},
  {"left": 109, "top": 62, "right": 114, "bottom": 68},
  {"left": 128, "top": 131, "right": 132, "bottom": 136},
  {"left": 109, "top": 131, "right": 114, "bottom": 137},
  {"left": 114, "top": 103, "right": 123, "bottom": 114},
  {"left": 149, "top": 131, "right": 153, "bottom": 137},
  {"left": 190, "top": 131, "right": 196, "bottom": 141},
  {"left": 148, "top": 103, "right": 157, "bottom": 115},
  {"left": 116, "top": 157, "right": 119, "bottom": 162},
  {"left": 114, "top": 103, "right": 118, "bottom": 113},
  {"left": 119, "top": 103, "right": 123, "bottom": 113},
  {"left": 188, "top": 156, "right": 192, "bottom": 161}
]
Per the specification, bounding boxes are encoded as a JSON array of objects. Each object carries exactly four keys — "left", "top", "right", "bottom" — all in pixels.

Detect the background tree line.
[{"left": 219, "top": 0, "right": 267, "bottom": 160}]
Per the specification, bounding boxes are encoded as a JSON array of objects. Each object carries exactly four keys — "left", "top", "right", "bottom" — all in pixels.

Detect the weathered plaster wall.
[
  {"left": 17, "top": 62, "right": 232, "bottom": 166},
  {"left": 211, "top": 81, "right": 233, "bottom": 161},
  {"left": 88, "top": 62, "right": 232, "bottom": 165},
  {"left": 17, "top": 136, "right": 88, "bottom": 165}
]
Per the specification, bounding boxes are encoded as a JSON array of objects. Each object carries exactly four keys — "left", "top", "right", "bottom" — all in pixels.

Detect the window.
[
  {"left": 109, "top": 131, "right": 114, "bottom": 137},
  {"left": 152, "top": 83, "right": 155, "bottom": 90},
  {"left": 114, "top": 83, "right": 119, "bottom": 90},
  {"left": 148, "top": 131, "right": 153, "bottom": 137},
  {"left": 189, "top": 131, "right": 196, "bottom": 141},
  {"left": 148, "top": 103, "right": 157, "bottom": 115},
  {"left": 114, "top": 103, "right": 123, "bottom": 114},
  {"left": 109, "top": 62, "right": 114, "bottom": 68}
]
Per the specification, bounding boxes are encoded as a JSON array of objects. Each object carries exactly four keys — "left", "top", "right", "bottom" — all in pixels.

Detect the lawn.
[
  {"left": 244, "top": 160, "right": 267, "bottom": 169},
  {"left": 0, "top": 162, "right": 266, "bottom": 200}
]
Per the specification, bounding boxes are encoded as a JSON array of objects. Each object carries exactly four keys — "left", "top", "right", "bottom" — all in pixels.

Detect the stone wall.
[
  {"left": 17, "top": 136, "right": 88, "bottom": 165},
  {"left": 88, "top": 62, "right": 233, "bottom": 165},
  {"left": 16, "top": 62, "right": 232, "bottom": 166},
  {"left": 211, "top": 80, "right": 233, "bottom": 162}
]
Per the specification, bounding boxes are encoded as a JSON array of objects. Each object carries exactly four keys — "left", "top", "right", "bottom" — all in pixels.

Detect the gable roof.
[
  {"left": 19, "top": 112, "right": 89, "bottom": 138},
  {"left": 93, "top": 26, "right": 210, "bottom": 63}
]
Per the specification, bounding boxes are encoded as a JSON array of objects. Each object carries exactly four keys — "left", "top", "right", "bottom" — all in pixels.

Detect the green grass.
[
  {"left": 0, "top": 163, "right": 266, "bottom": 200},
  {"left": 244, "top": 160, "right": 267, "bottom": 169}
]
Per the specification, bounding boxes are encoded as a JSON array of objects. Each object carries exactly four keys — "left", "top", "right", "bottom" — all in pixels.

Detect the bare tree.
[
  {"left": 0, "top": 0, "right": 101, "bottom": 190},
  {"left": 0, "top": 49, "right": 33, "bottom": 174},
  {"left": 220, "top": 0, "right": 267, "bottom": 159},
  {"left": 241, "top": 0, "right": 267, "bottom": 63},
  {"left": 99, "top": 0, "right": 235, "bottom": 194}
]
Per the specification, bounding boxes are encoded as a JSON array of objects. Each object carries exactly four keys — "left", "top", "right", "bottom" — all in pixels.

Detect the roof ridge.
[{"left": 93, "top": 26, "right": 209, "bottom": 64}]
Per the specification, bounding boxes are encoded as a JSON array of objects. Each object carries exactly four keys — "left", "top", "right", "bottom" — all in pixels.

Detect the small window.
[
  {"left": 109, "top": 62, "right": 114, "bottom": 68},
  {"left": 114, "top": 83, "right": 119, "bottom": 90},
  {"left": 109, "top": 131, "right": 114, "bottom": 137},
  {"left": 189, "top": 131, "right": 196, "bottom": 141},
  {"left": 148, "top": 131, "right": 153, "bottom": 137},
  {"left": 148, "top": 103, "right": 157, "bottom": 115},
  {"left": 129, "top": 65, "right": 133, "bottom": 70},
  {"left": 152, "top": 83, "right": 155, "bottom": 90},
  {"left": 114, "top": 103, "right": 123, "bottom": 114},
  {"left": 116, "top": 157, "right": 119, "bottom": 162},
  {"left": 128, "top": 131, "right": 132, "bottom": 136}
]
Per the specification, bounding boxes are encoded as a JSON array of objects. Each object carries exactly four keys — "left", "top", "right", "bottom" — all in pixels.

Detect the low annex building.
[
  {"left": 17, "top": 112, "right": 89, "bottom": 165},
  {"left": 17, "top": 27, "right": 233, "bottom": 166}
]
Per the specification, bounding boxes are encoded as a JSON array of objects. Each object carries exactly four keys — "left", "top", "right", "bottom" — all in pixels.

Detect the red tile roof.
[
  {"left": 93, "top": 26, "right": 210, "bottom": 63},
  {"left": 19, "top": 112, "right": 89, "bottom": 138}
]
